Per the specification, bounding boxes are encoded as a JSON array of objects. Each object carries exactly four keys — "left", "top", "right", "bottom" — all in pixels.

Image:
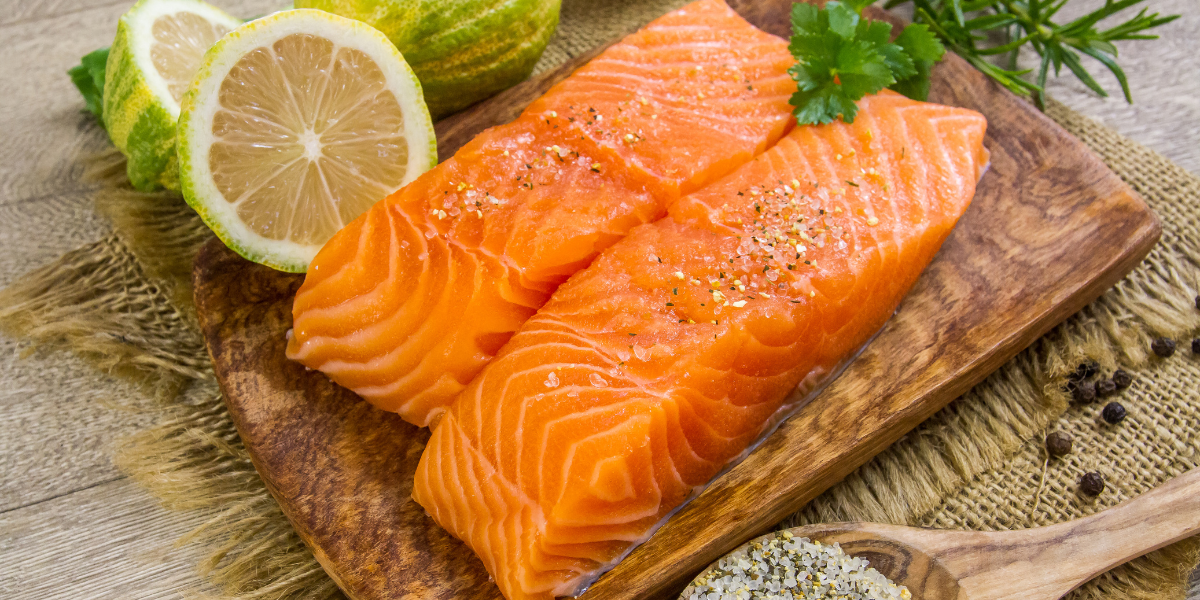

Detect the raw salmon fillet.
[
  {"left": 412, "top": 92, "right": 989, "bottom": 600},
  {"left": 286, "top": 0, "right": 796, "bottom": 426}
]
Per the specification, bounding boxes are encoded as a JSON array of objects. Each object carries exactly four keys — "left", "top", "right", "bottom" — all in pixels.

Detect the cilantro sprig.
[{"left": 788, "top": 0, "right": 944, "bottom": 125}]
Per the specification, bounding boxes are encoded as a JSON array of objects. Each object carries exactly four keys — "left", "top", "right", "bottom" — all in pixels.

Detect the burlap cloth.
[{"left": 2, "top": 0, "right": 1198, "bottom": 598}]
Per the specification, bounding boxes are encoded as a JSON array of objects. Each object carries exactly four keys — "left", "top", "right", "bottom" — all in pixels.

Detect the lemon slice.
[
  {"left": 104, "top": 0, "right": 241, "bottom": 191},
  {"left": 178, "top": 9, "right": 437, "bottom": 273}
]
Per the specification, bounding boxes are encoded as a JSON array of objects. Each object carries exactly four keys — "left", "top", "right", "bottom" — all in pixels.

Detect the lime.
[
  {"left": 294, "top": 0, "right": 561, "bottom": 118},
  {"left": 177, "top": 9, "right": 437, "bottom": 273},
  {"left": 103, "top": 0, "right": 241, "bottom": 191}
]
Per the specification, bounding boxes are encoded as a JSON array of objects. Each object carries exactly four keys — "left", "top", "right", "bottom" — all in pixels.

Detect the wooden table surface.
[{"left": 0, "top": 0, "right": 1196, "bottom": 598}]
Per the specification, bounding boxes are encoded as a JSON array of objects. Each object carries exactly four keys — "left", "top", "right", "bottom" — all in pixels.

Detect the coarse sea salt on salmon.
[
  {"left": 412, "top": 92, "right": 989, "bottom": 600},
  {"left": 286, "top": 0, "right": 796, "bottom": 427}
]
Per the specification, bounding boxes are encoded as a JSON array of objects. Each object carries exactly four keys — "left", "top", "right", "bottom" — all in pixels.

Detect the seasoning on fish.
[
  {"left": 286, "top": 0, "right": 797, "bottom": 426},
  {"left": 413, "top": 91, "right": 989, "bottom": 600}
]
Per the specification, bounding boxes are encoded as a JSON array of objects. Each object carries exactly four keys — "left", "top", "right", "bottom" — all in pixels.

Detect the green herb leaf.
[
  {"left": 788, "top": 2, "right": 941, "bottom": 124},
  {"left": 889, "top": 24, "right": 944, "bottom": 100},
  {"left": 68, "top": 47, "right": 110, "bottom": 124},
  {"left": 789, "top": 1, "right": 940, "bottom": 125},
  {"left": 893, "top": 24, "right": 944, "bottom": 63},
  {"left": 897, "top": 0, "right": 1177, "bottom": 108},
  {"left": 826, "top": 2, "right": 861, "bottom": 38},
  {"left": 789, "top": 38, "right": 894, "bottom": 124},
  {"left": 841, "top": 0, "right": 879, "bottom": 13},
  {"left": 863, "top": 19, "right": 917, "bottom": 79},
  {"left": 889, "top": 58, "right": 934, "bottom": 100}
]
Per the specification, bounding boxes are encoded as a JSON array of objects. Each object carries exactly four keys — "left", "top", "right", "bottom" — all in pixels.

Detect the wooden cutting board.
[{"left": 192, "top": 1, "right": 1161, "bottom": 599}]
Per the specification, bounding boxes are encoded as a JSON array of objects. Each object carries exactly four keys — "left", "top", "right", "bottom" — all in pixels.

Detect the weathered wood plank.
[
  {"left": 1034, "top": 0, "right": 1199, "bottom": 175},
  {"left": 0, "top": 477, "right": 215, "bottom": 599},
  {"left": 0, "top": 0, "right": 133, "bottom": 29},
  {"left": 0, "top": 336, "right": 154, "bottom": 513}
]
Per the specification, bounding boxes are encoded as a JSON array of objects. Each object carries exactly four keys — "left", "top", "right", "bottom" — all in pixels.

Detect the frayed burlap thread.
[
  {"left": 86, "top": 146, "right": 213, "bottom": 316},
  {"left": 0, "top": 145, "right": 211, "bottom": 398},
  {"left": 0, "top": 233, "right": 207, "bottom": 398},
  {"left": 112, "top": 376, "right": 344, "bottom": 600},
  {"left": 1, "top": 3, "right": 1198, "bottom": 595}
]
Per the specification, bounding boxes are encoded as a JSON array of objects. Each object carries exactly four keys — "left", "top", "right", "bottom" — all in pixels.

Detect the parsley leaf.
[
  {"left": 787, "top": 2, "right": 942, "bottom": 125},
  {"left": 68, "top": 47, "right": 110, "bottom": 125},
  {"left": 894, "top": 23, "right": 944, "bottom": 63},
  {"left": 890, "top": 24, "right": 944, "bottom": 100},
  {"left": 787, "top": 2, "right": 898, "bottom": 125}
]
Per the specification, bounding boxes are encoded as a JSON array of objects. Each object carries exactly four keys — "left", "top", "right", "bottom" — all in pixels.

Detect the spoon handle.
[{"left": 921, "top": 467, "right": 1200, "bottom": 600}]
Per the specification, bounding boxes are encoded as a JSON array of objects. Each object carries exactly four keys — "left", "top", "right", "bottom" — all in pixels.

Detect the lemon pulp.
[
  {"left": 178, "top": 9, "right": 436, "bottom": 273},
  {"left": 209, "top": 33, "right": 412, "bottom": 246},
  {"left": 151, "top": 11, "right": 233, "bottom": 103}
]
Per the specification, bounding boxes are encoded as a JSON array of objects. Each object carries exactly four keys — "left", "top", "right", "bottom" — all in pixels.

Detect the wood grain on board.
[{"left": 194, "top": 2, "right": 1161, "bottom": 600}]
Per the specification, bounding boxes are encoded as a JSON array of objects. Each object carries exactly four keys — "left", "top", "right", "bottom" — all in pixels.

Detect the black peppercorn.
[
  {"left": 1069, "top": 360, "right": 1099, "bottom": 381},
  {"left": 1071, "top": 380, "right": 1096, "bottom": 404},
  {"left": 1095, "top": 378, "right": 1117, "bottom": 398},
  {"left": 1045, "top": 431, "right": 1072, "bottom": 458},
  {"left": 1151, "top": 337, "right": 1176, "bottom": 358},
  {"left": 1192, "top": 338, "right": 1200, "bottom": 354},
  {"left": 1101, "top": 402, "right": 1127, "bottom": 424},
  {"left": 1112, "top": 369, "right": 1132, "bottom": 390},
  {"left": 1079, "top": 472, "right": 1105, "bottom": 496}
]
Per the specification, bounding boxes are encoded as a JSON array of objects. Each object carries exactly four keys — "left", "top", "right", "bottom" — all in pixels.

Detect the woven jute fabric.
[{"left": 1, "top": 0, "right": 1198, "bottom": 598}]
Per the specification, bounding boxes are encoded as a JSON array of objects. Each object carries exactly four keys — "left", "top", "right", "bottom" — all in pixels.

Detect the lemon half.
[
  {"left": 178, "top": 9, "right": 437, "bottom": 273},
  {"left": 104, "top": 0, "right": 241, "bottom": 191}
]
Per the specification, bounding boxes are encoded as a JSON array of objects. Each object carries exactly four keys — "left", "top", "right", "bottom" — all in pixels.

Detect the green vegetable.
[
  {"left": 884, "top": 0, "right": 1179, "bottom": 109},
  {"left": 68, "top": 47, "right": 110, "bottom": 123},
  {"left": 787, "top": 0, "right": 944, "bottom": 125}
]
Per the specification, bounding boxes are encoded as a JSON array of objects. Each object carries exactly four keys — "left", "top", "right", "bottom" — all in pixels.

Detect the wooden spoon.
[{"left": 685, "top": 467, "right": 1200, "bottom": 600}]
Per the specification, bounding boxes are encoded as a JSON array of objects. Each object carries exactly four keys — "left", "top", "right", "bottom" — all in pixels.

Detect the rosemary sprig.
[{"left": 885, "top": 0, "right": 1179, "bottom": 108}]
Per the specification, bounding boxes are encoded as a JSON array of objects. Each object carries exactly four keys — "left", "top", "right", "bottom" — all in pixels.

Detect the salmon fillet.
[
  {"left": 286, "top": 0, "right": 796, "bottom": 426},
  {"left": 412, "top": 92, "right": 989, "bottom": 600}
]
